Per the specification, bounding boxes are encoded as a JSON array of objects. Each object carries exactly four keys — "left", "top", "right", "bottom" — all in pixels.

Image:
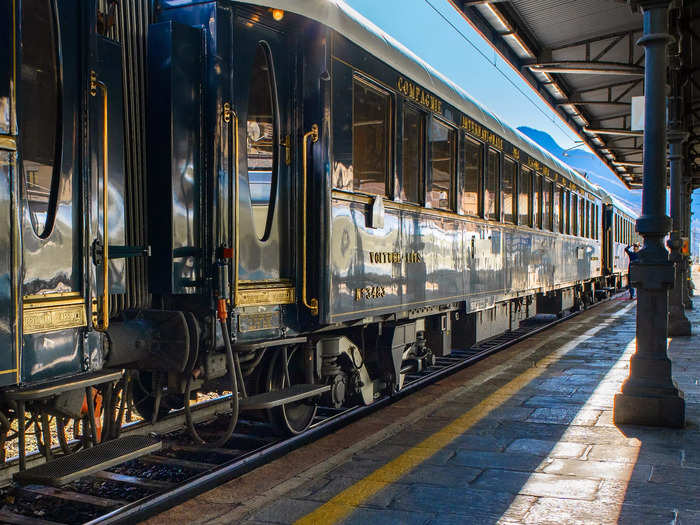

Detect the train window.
[
  {"left": 580, "top": 199, "right": 586, "bottom": 239},
  {"left": 427, "top": 118, "right": 455, "bottom": 211},
  {"left": 571, "top": 194, "right": 578, "bottom": 235},
  {"left": 558, "top": 187, "right": 566, "bottom": 234},
  {"left": 533, "top": 173, "right": 542, "bottom": 228},
  {"left": 552, "top": 185, "right": 560, "bottom": 233},
  {"left": 484, "top": 149, "right": 500, "bottom": 220},
  {"left": 460, "top": 135, "right": 482, "bottom": 217},
  {"left": 503, "top": 157, "right": 516, "bottom": 224},
  {"left": 247, "top": 44, "right": 277, "bottom": 240},
  {"left": 20, "top": 0, "right": 61, "bottom": 238},
  {"left": 565, "top": 191, "right": 571, "bottom": 234},
  {"left": 401, "top": 105, "right": 424, "bottom": 204},
  {"left": 518, "top": 167, "right": 532, "bottom": 226},
  {"left": 543, "top": 179, "right": 552, "bottom": 231},
  {"left": 352, "top": 78, "right": 390, "bottom": 196}
]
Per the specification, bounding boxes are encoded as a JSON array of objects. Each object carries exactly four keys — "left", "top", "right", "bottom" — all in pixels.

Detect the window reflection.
[
  {"left": 401, "top": 106, "right": 423, "bottom": 204},
  {"left": 247, "top": 44, "right": 276, "bottom": 240},
  {"left": 503, "top": 157, "right": 515, "bottom": 224},
  {"left": 519, "top": 167, "right": 532, "bottom": 226},
  {"left": 461, "top": 137, "right": 481, "bottom": 217},
  {"left": 352, "top": 79, "right": 390, "bottom": 196},
  {"left": 427, "top": 119, "right": 455, "bottom": 211},
  {"left": 20, "top": 0, "right": 60, "bottom": 237}
]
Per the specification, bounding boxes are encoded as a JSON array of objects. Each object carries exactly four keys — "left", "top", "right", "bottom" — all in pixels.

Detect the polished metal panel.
[
  {"left": 147, "top": 21, "right": 203, "bottom": 294},
  {"left": 329, "top": 193, "right": 602, "bottom": 322},
  {"left": 0, "top": 151, "right": 17, "bottom": 383}
]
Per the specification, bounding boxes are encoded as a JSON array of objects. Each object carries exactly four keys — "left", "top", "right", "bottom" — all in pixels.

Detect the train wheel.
[
  {"left": 264, "top": 347, "right": 317, "bottom": 435},
  {"left": 131, "top": 371, "right": 184, "bottom": 422}
]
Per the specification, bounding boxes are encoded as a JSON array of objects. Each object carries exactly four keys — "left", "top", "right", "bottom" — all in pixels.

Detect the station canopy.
[{"left": 450, "top": 0, "right": 700, "bottom": 190}]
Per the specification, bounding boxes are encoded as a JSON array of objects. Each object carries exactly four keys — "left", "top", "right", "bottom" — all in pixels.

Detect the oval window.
[
  {"left": 246, "top": 43, "right": 277, "bottom": 241},
  {"left": 20, "top": 0, "right": 61, "bottom": 238}
]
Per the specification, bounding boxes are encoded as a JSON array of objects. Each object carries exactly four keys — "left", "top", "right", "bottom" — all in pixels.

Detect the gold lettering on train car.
[
  {"left": 397, "top": 77, "right": 443, "bottom": 114},
  {"left": 238, "top": 312, "right": 280, "bottom": 332},
  {"left": 512, "top": 148, "right": 520, "bottom": 160},
  {"left": 354, "top": 286, "right": 386, "bottom": 301},
  {"left": 405, "top": 251, "right": 422, "bottom": 263},
  {"left": 460, "top": 116, "right": 503, "bottom": 150},
  {"left": 368, "top": 251, "right": 422, "bottom": 264}
]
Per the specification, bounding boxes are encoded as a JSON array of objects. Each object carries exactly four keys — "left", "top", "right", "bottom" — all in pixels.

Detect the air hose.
[{"left": 185, "top": 300, "right": 239, "bottom": 447}]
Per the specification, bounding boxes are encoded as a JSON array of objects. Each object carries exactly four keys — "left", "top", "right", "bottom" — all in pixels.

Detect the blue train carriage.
[
  {"left": 144, "top": 0, "right": 606, "bottom": 424},
  {"left": 600, "top": 188, "right": 640, "bottom": 290},
  {"left": 0, "top": 0, "right": 141, "bottom": 465}
]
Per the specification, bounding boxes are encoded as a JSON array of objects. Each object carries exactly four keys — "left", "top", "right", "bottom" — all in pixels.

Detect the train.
[{"left": 0, "top": 0, "right": 639, "bottom": 464}]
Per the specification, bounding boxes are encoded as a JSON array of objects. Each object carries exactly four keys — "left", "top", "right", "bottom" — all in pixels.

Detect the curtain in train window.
[
  {"left": 352, "top": 78, "right": 390, "bottom": 196},
  {"left": 484, "top": 149, "right": 499, "bottom": 220},
  {"left": 543, "top": 179, "right": 552, "bottom": 231},
  {"left": 503, "top": 157, "right": 516, "bottom": 224},
  {"left": 401, "top": 106, "right": 423, "bottom": 204},
  {"left": 427, "top": 119, "right": 455, "bottom": 211},
  {"left": 533, "top": 173, "right": 541, "bottom": 228},
  {"left": 461, "top": 136, "right": 481, "bottom": 217},
  {"left": 247, "top": 43, "right": 277, "bottom": 240},
  {"left": 519, "top": 167, "right": 532, "bottom": 226},
  {"left": 20, "top": 0, "right": 61, "bottom": 238}
]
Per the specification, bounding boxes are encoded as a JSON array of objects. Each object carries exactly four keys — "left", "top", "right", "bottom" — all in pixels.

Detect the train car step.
[
  {"left": 239, "top": 384, "right": 331, "bottom": 411},
  {"left": 13, "top": 436, "right": 162, "bottom": 487}
]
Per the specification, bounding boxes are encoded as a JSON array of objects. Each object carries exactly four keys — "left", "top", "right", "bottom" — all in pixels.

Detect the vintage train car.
[{"left": 0, "top": 0, "right": 634, "bottom": 462}]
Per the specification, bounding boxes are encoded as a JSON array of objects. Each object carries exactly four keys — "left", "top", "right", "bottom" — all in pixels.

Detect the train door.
[
  {"left": 0, "top": 0, "right": 18, "bottom": 387},
  {"left": 234, "top": 15, "right": 295, "bottom": 306},
  {"left": 18, "top": 0, "right": 125, "bottom": 383}
]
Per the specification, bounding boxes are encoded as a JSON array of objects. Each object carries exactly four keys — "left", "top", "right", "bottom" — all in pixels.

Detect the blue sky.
[{"left": 343, "top": 0, "right": 644, "bottom": 204}]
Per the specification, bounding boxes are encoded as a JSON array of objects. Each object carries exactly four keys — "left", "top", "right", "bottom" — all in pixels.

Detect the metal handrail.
[
  {"left": 301, "top": 124, "right": 319, "bottom": 316},
  {"left": 90, "top": 70, "right": 109, "bottom": 330}
]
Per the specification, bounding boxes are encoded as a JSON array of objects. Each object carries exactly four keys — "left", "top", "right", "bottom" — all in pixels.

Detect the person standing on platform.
[{"left": 625, "top": 243, "right": 640, "bottom": 299}]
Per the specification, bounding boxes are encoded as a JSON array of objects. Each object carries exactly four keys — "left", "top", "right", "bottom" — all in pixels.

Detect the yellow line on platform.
[{"left": 295, "top": 302, "right": 635, "bottom": 525}]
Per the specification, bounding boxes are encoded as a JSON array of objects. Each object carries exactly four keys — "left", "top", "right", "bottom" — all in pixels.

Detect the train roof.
[
  {"left": 244, "top": 0, "right": 600, "bottom": 197},
  {"left": 593, "top": 185, "right": 639, "bottom": 219}
]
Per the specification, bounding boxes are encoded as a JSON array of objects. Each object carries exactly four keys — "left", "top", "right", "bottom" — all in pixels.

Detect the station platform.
[{"left": 146, "top": 295, "right": 700, "bottom": 525}]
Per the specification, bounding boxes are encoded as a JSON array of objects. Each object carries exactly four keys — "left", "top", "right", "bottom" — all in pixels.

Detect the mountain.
[{"left": 517, "top": 126, "right": 642, "bottom": 213}]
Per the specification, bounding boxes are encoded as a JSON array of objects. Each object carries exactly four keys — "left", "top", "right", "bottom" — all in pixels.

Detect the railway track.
[{"left": 0, "top": 294, "right": 622, "bottom": 525}]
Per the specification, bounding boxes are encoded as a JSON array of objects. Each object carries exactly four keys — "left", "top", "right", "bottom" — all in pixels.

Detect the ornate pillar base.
[{"left": 614, "top": 391, "right": 685, "bottom": 427}]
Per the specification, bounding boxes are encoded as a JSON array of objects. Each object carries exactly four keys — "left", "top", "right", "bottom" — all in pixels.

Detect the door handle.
[
  {"left": 227, "top": 104, "right": 241, "bottom": 306},
  {"left": 90, "top": 70, "right": 109, "bottom": 330},
  {"left": 302, "top": 124, "right": 319, "bottom": 316}
]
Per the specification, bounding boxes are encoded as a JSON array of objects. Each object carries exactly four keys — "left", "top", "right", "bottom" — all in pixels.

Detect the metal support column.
[
  {"left": 684, "top": 181, "right": 694, "bottom": 308},
  {"left": 667, "top": 131, "right": 691, "bottom": 331},
  {"left": 614, "top": 0, "right": 684, "bottom": 428}
]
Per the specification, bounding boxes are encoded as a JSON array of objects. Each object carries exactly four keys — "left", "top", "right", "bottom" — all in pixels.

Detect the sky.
[{"left": 342, "top": 0, "right": 642, "bottom": 201}]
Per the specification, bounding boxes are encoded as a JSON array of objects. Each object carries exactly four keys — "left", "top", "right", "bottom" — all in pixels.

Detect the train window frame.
[
  {"left": 542, "top": 178, "right": 553, "bottom": 231},
  {"left": 502, "top": 155, "right": 516, "bottom": 224},
  {"left": 484, "top": 147, "right": 500, "bottom": 221},
  {"left": 426, "top": 116, "right": 456, "bottom": 212},
  {"left": 580, "top": 198, "right": 586, "bottom": 239},
  {"left": 351, "top": 75, "right": 393, "bottom": 198},
  {"left": 518, "top": 165, "right": 532, "bottom": 227},
  {"left": 565, "top": 190, "right": 571, "bottom": 235},
  {"left": 533, "top": 172, "right": 542, "bottom": 229},
  {"left": 20, "top": 0, "right": 63, "bottom": 239},
  {"left": 399, "top": 103, "right": 425, "bottom": 206},
  {"left": 460, "top": 133, "right": 482, "bottom": 217},
  {"left": 571, "top": 194, "right": 578, "bottom": 236},
  {"left": 246, "top": 42, "right": 280, "bottom": 241}
]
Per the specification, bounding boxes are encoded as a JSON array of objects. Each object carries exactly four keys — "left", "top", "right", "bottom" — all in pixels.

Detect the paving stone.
[
  {"left": 384, "top": 429, "right": 508, "bottom": 452},
  {"left": 340, "top": 507, "right": 433, "bottom": 525},
  {"left": 648, "top": 465, "right": 700, "bottom": 486},
  {"left": 471, "top": 469, "right": 599, "bottom": 500},
  {"left": 527, "top": 407, "right": 602, "bottom": 426},
  {"left": 505, "top": 438, "right": 587, "bottom": 458},
  {"left": 599, "top": 479, "right": 700, "bottom": 511},
  {"left": 390, "top": 484, "right": 536, "bottom": 521},
  {"left": 449, "top": 450, "right": 544, "bottom": 471},
  {"left": 523, "top": 497, "right": 675, "bottom": 525},
  {"left": 244, "top": 497, "right": 327, "bottom": 524},
  {"left": 353, "top": 443, "right": 454, "bottom": 465},
  {"left": 587, "top": 444, "right": 682, "bottom": 466},
  {"left": 542, "top": 458, "right": 651, "bottom": 482}
]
